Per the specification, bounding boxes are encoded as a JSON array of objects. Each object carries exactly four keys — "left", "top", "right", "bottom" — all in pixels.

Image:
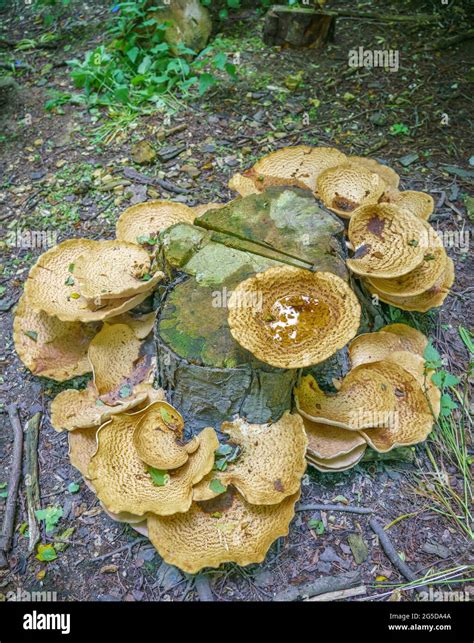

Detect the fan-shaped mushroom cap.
[
  {"left": 88, "top": 323, "right": 149, "bottom": 395},
  {"left": 195, "top": 413, "right": 307, "bottom": 505},
  {"left": 317, "top": 163, "right": 386, "bottom": 218},
  {"left": 74, "top": 240, "right": 163, "bottom": 301},
  {"left": 347, "top": 204, "right": 427, "bottom": 278},
  {"left": 383, "top": 351, "right": 441, "bottom": 418},
  {"left": 133, "top": 401, "right": 198, "bottom": 470},
  {"left": 348, "top": 156, "right": 400, "bottom": 189},
  {"left": 111, "top": 311, "right": 156, "bottom": 339},
  {"left": 357, "top": 361, "right": 433, "bottom": 452},
  {"left": 349, "top": 325, "right": 427, "bottom": 368},
  {"left": 295, "top": 371, "right": 395, "bottom": 430},
  {"left": 50, "top": 382, "right": 153, "bottom": 432},
  {"left": 367, "top": 223, "right": 447, "bottom": 297},
  {"left": 367, "top": 258, "right": 454, "bottom": 312},
  {"left": 100, "top": 505, "right": 146, "bottom": 525},
  {"left": 301, "top": 417, "right": 367, "bottom": 459},
  {"left": 247, "top": 146, "right": 347, "bottom": 193},
  {"left": 68, "top": 426, "right": 98, "bottom": 478},
  {"left": 13, "top": 294, "right": 96, "bottom": 381},
  {"left": 147, "top": 488, "right": 300, "bottom": 574},
  {"left": 89, "top": 412, "right": 219, "bottom": 516},
  {"left": 307, "top": 443, "right": 367, "bottom": 472},
  {"left": 390, "top": 190, "right": 434, "bottom": 221},
  {"left": 116, "top": 201, "right": 196, "bottom": 244},
  {"left": 227, "top": 266, "right": 361, "bottom": 369},
  {"left": 24, "top": 239, "right": 150, "bottom": 322},
  {"left": 228, "top": 173, "right": 260, "bottom": 196},
  {"left": 192, "top": 203, "right": 224, "bottom": 218}
]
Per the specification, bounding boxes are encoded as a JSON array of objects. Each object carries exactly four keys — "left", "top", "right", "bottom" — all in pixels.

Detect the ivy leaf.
[
  {"left": 36, "top": 543, "right": 57, "bottom": 562},
  {"left": 35, "top": 506, "right": 63, "bottom": 533},
  {"left": 308, "top": 518, "right": 325, "bottom": 535},
  {"left": 209, "top": 479, "right": 227, "bottom": 494},
  {"left": 148, "top": 467, "right": 169, "bottom": 487}
]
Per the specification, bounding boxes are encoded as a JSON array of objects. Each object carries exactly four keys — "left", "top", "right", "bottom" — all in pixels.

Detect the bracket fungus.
[
  {"left": 13, "top": 294, "right": 97, "bottom": 382},
  {"left": 193, "top": 413, "right": 307, "bottom": 505},
  {"left": 68, "top": 426, "right": 99, "bottom": 479},
  {"left": 89, "top": 408, "right": 219, "bottom": 516},
  {"left": 348, "top": 156, "right": 400, "bottom": 190},
  {"left": 228, "top": 172, "right": 260, "bottom": 197},
  {"left": 301, "top": 418, "right": 366, "bottom": 460},
  {"left": 116, "top": 200, "right": 196, "bottom": 245},
  {"left": 346, "top": 204, "right": 428, "bottom": 278},
  {"left": 295, "top": 371, "right": 396, "bottom": 430},
  {"left": 385, "top": 190, "right": 435, "bottom": 221},
  {"left": 227, "top": 266, "right": 361, "bottom": 369},
  {"left": 306, "top": 443, "right": 367, "bottom": 472},
  {"left": 349, "top": 324, "right": 428, "bottom": 368},
  {"left": 133, "top": 401, "right": 198, "bottom": 470},
  {"left": 316, "top": 163, "right": 386, "bottom": 217},
  {"left": 147, "top": 489, "right": 300, "bottom": 574},
  {"left": 241, "top": 146, "right": 347, "bottom": 194},
  {"left": 74, "top": 240, "right": 163, "bottom": 301}
]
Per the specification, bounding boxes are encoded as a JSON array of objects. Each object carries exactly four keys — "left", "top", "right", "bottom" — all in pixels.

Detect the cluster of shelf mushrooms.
[{"left": 13, "top": 145, "right": 449, "bottom": 573}]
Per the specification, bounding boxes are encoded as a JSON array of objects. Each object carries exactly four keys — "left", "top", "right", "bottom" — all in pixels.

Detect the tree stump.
[
  {"left": 263, "top": 5, "right": 335, "bottom": 49},
  {"left": 156, "top": 187, "right": 350, "bottom": 435}
]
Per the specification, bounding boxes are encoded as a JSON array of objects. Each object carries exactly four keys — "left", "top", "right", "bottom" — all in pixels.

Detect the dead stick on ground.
[
  {"left": 24, "top": 412, "right": 42, "bottom": 553},
  {"left": 296, "top": 503, "right": 373, "bottom": 515},
  {"left": 369, "top": 518, "right": 426, "bottom": 592},
  {"left": 305, "top": 585, "right": 367, "bottom": 602},
  {"left": 273, "top": 571, "right": 361, "bottom": 602},
  {"left": 0, "top": 404, "right": 24, "bottom": 568},
  {"left": 194, "top": 574, "right": 215, "bottom": 601}
]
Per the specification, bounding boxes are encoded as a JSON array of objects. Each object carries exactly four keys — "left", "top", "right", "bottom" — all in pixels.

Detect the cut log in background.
[{"left": 263, "top": 5, "right": 335, "bottom": 49}]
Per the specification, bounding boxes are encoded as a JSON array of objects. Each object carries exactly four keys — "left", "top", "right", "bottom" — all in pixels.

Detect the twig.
[
  {"left": 24, "top": 412, "right": 41, "bottom": 553},
  {"left": 296, "top": 503, "right": 373, "bottom": 515},
  {"left": 273, "top": 571, "right": 361, "bottom": 601},
  {"left": 0, "top": 404, "right": 24, "bottom": 568},
  {"left": 194, "top": 574, "right": 215, "bottom": 601},
  {"left": 305, "top": 585, "right": 367, "bottom": 601},
  {"left": 89, "top": 538, "right": 148, "bottom": 564},
  {"left": 369, "top": 518, "right": 424, "bottom": 591}
]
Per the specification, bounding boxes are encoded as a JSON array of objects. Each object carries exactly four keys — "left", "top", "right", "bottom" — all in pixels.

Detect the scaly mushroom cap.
[
  {"left": 390, "top": 190, "right": 434, "bottom": 221},
  {"left": 89, "top": 411, "right": 219, "bottom": 516},
  {"left": 301, "top": 417, "right": 367, "bottom": 459},
  {"left": 367, "top": 222, "right": 447, "bottom": 297},
  {"left": 367, "top": 257, "right": 454, "bottom": 312},
  {"left": 383, "top": 351, "right": 441, "bottom": 418},
  {"left": 147, "top": 488, "right": 300, "bottom": 574},
  {"left": 24, "top": 239, "right": 150, "bottom": 322},
  {"left": 228, "top": 173, "right": 260, "bottom": 197},
  {"left": 295, "top": 371, "right": 396, "bottom": 430},
  {"left": 68, "top": 426, "right": 98, "bottom": 478},
  {"left": 349, "top": 324, "right": 428, "bottom": 368},
  {"left": 316, "top": 163, "right": 386, "bottom": 218},
  {"left": 133, "top": 401, "right": 198, "bottom": 470},
  {"left": 13, "top": 294, "right": 97, "bottom": 381},
  {"left": 88, "top": 323, "right": 148, "bottom": 396},
  {"left": 348, "top": 156, "right": 400, "bottom": 189},
  {"left": 116, "top": 201, "right": 196, "bottom": 244},
  {"left": 195, "top": 413, "right": 307, "bottom": 505},
  {"left": 246, "top": 146, "right": 347, "bottom": 193},
  {"left": 357, "top": 361, "right": 433, "bottom": 452},
  {"left": 74, "top": 240, "right": 163, "bottom": 301},
  {"left": 50, "top": 382, "right": 157, "bottom": 432},
  {"left": 347, "top": 204, "right": 427, "bottom": 278},
  {"left": 227, "top": 266, "right": 361, "bottom": 369},
  {"left": 111, "top": 311, "right": 156, "bottom": 339},
  {"left": 307, "top": 444, "right": 367, "bottom": 472}
]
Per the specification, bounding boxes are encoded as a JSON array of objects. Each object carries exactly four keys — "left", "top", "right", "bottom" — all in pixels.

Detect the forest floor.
[{"left": 0, "top": 0, "right": 472, "bottom": 602}]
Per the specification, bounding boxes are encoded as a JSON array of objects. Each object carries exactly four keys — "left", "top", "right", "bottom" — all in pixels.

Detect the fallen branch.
[
  {"left": 273, "top": 571, "right": 361, "bottom": 602},
  {"left": 23, "top": 412, "right": 42, "bottom": 553},
  {"left": 369, "top": 518, "right": 424, "bottom": 591},
  {"left": 194, "top": 574, "right": 215, "bottom": 601},
  {"left": 121, "top": 167, "right": 190, "bottom": 194},
  {"left": 296, "top": 503, "right": 373, "bottom": 515},
  {"left": 0, "top": 405, "right": 24, "bottom": 568},
  {"left": 90, "top": 537, "right": 148, "bottom": 564}
]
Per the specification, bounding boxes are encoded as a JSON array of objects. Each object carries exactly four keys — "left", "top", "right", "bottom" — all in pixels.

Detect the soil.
[{"left": 0, "top": 0, "right": 472, "bottom": 602}]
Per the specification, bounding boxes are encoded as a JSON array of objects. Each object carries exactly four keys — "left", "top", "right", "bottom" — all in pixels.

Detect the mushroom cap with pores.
[
  {"left": 116, "top": 200, "right": 196, "bottom": 244},
  {"left": 317, "top": 163, "right": 386, "bottom": 218}
]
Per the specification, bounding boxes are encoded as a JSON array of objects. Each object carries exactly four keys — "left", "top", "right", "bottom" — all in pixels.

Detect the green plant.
[
  {"left": 389, "top": 122, "right": 410, "bottom": 136},
  {"left": 65, "top": 0, "right": 237, "bottom": 113}
]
